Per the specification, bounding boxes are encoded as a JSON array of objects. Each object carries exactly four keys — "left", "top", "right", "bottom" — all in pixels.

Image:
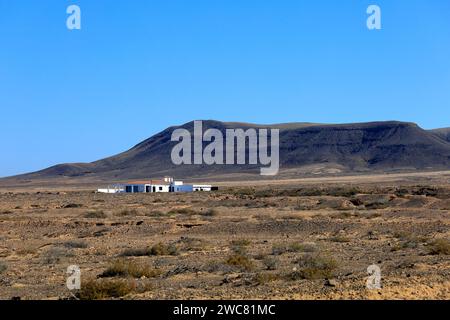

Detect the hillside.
[
  {"left": 430, "top": 127, "right": 450, "bottom": 143},
  {"left": 2, "top": 120, "right": 450, "bottom": 183}
]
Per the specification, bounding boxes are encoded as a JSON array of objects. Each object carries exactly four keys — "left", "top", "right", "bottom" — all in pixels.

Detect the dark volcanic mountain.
[
  {"left": 430, "top": 127, "right": 450, "bottom": 143},
  {"left": 4, "top": 120, "right": 450, "bottom": 182}
]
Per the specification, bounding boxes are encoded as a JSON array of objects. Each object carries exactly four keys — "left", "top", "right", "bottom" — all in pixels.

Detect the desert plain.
[{"left": 0, "top": 171, "right": 449, "bottom": 300}]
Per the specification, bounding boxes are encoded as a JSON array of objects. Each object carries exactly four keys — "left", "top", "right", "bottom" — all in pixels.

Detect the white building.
[{"left": 97, "top": 177, "right": 217, "bottom": 194}]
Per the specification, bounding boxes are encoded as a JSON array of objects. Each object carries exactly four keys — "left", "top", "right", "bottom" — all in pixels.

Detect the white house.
[{"left": 97, "top": 177, "right": 217, "bottom": 194}]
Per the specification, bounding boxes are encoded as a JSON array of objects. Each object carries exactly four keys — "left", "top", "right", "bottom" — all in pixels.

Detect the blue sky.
[{"left": 0, "top": 0, "right": 449, "bottom": 177}]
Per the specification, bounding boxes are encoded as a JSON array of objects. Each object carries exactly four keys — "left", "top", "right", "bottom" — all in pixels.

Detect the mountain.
[
  {"left": 3, "top": 120, "right": 450, "bottom": 183},
  {"left": 430, "top": 127, "right": 450, "bottom": 143}
]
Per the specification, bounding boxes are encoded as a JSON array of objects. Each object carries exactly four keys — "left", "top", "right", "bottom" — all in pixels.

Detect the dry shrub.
[
  {"left": 254, "top": 272, "right": 280, "bottom": 285},
  {"left": 225, "top": 253, "right": 255, "bottom": 271},
  {"left": 199, "top": 208, "right": 218, "bottom": 217},
  {"left": 427, "top": 239, "right": 450, "bottom": 255},
  {"left": 330, "top": 211, "right": 359, "bottom": 219},
  {"left": 168, "top": 207, "right": 197, "bottom": 215},
  {"left": 115, "top": 209, "right": 140, "bottom": 217},
  {"left": 145, "top": 210, "right": 166, "bottom": 217},
  {"left": 84, "top": 210, "right": 107, "bottom": 219},
  {"left": 176, "top": 237, "right": 209, "bottom": 251},
  {"left": 391, "top": 232, "right": 429, "bottom": 251},
  {"left": 100, "top": 260, "right": 161, "bottom": 278},
  {"left": 262, "top": 256, "right": 278, "bottom": 270},
  {"left": 63, "top": 203, "right": 82, "bottom": 208},
  {"left": 77, "top": 279, "right": 138, "bottom": 300},
  {"left": 231, "top": 239, "right": 251, "bottom": 247},
  {"left": 364, "top": 212, "right": 382, "bottom": 219},
  {"left": 122, "top": 243, "right": 178, "bottom": 257},
  {"left": 290, "top": 253, "right": 338, "bottom": 280},
  {"left": 63, "top": 240, "right": 88, "bottom": 249},
  {"left": 0, "top": 261, "right": 7, "bottom": 274},
  {"left": 41, "top": 247, "right": 74, "bottom": 264},
  {"left": 149, "top": 243, "right": 178, "bottom": 256},
  {"left": 272, "top": 242, "right": 317, "bottom": 255},
  {"left": 329, "top": 236, "right": 351, "bottom": 243}
]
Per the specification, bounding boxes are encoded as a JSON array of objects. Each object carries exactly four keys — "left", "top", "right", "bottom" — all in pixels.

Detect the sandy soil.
[{"left": 0, "top": 173, "right": 449, "bottom": 300}]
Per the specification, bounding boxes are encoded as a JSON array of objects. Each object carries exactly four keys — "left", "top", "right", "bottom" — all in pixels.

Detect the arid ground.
[{"left": 0, "top": 172, "right": 449, "bottom": 300}]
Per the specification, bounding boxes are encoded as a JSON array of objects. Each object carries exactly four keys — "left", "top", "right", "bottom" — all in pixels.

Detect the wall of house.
[
  {"left": 152, "top": 184, "right": 170, "bottom": 193},
  {"left": 193, "top": 185, "right": 212, "bottom": 191},
  {"left": 173, "top": 185, "right": 193, "bottom": 192}
]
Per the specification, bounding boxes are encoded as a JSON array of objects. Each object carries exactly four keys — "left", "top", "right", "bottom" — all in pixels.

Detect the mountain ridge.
[{"left": 2, "top": 120, "right": 450, "bottom": 182}]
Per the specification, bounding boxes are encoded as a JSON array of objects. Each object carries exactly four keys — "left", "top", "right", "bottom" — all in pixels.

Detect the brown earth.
[{"left": 0, "top": 172, "right": 449, "bottom": 300}]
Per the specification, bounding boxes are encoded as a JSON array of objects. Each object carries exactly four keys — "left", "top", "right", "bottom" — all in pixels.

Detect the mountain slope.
[
  {"left": 4, "top": 120, "right": 450, "bottom": 182},
  {"left": 430, "top": 127, "right": 450, "bottom": 143}
]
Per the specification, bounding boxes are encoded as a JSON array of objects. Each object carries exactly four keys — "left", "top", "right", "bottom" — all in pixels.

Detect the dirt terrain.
[{"left": 0, "top": 172, "right": 449, "bottom": 300}]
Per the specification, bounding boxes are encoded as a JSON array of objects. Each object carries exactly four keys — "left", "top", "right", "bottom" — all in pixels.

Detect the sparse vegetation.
[
  {"left": 63, "top": 203, "right": 82, "bottom": 208},
  {"left": 168, "top": 207, "right": 197, "bottom": 215},
  {"left": 391, "top": 232, "right": 429, "bottom": 251},
  {"left": 272, "top": 242, "right": 317, "bottom": 255},
  {"left": 121, "top": 243, "right": 178, "bottom": 257},
  {"left": 77, "top": 279, "right": 141, "bottom": 300},
  {"left": 176, "top": 237, "right": 209, "bottom": 251},
  {"left": 290, "top": 253, "right": 338, "bottom": 280},
  {"left": 0, "top": 261, "right": 7, "bottom": 274},
  {"left": 100, "top": 259, "right": 162, "bottom": 278},
  {"left": 225, "top": 253, "right": 255, "bottom": 271},
  {"left": 41, "top": 247, "right": 74, "bottom": 264},
  {"left": 329, "top": 236, "right": 351, "bottom": 243},
  {"left": 1, "top": 179, "right": 449, "bottom": 299},
  {"left": 254, "top": 272, "right": 279, "bottom": 285},
  {"left": 427, "top": 239, "right": 450, "bottom": 255},
  {"left": 84, "top": 210, "right": 107, "bottom": 219},
  {"left": 63, "top": 240, "right": 88, "bottom": 249},
  {"left": 199, "top": 208, "right": 218, "bottom": 217},
  {"left": 145, "top": 210, "right": 166, "bottom": 217},
  {"left": 149, "top": 242, "right": 178, "bottom": 256},
  {"left": 115, "top": 208, "right": 139, "bottom": 217},
  {"left": 331, "top": 211, "right": 359, "bottom": 219},
  {"left": 231, "top": 239, "right": 251, "bottom": 247},
  {"left": 262, "top": 256, "right": 278, "bottom": 270}
]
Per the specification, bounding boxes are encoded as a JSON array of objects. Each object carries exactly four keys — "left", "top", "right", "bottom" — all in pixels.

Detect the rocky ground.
[{"left": 0, "top": 177, "right": 449, "bottom": 300}]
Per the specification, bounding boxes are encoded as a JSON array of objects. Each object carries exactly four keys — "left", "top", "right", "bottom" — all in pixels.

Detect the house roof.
[{"left": 125, "top": 179, "right": 170, "bottom": 185}]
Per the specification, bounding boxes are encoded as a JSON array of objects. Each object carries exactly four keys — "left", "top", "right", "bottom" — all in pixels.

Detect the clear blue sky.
[{"left": 1, "top": 0, "right": 449, "bottom": 177}]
